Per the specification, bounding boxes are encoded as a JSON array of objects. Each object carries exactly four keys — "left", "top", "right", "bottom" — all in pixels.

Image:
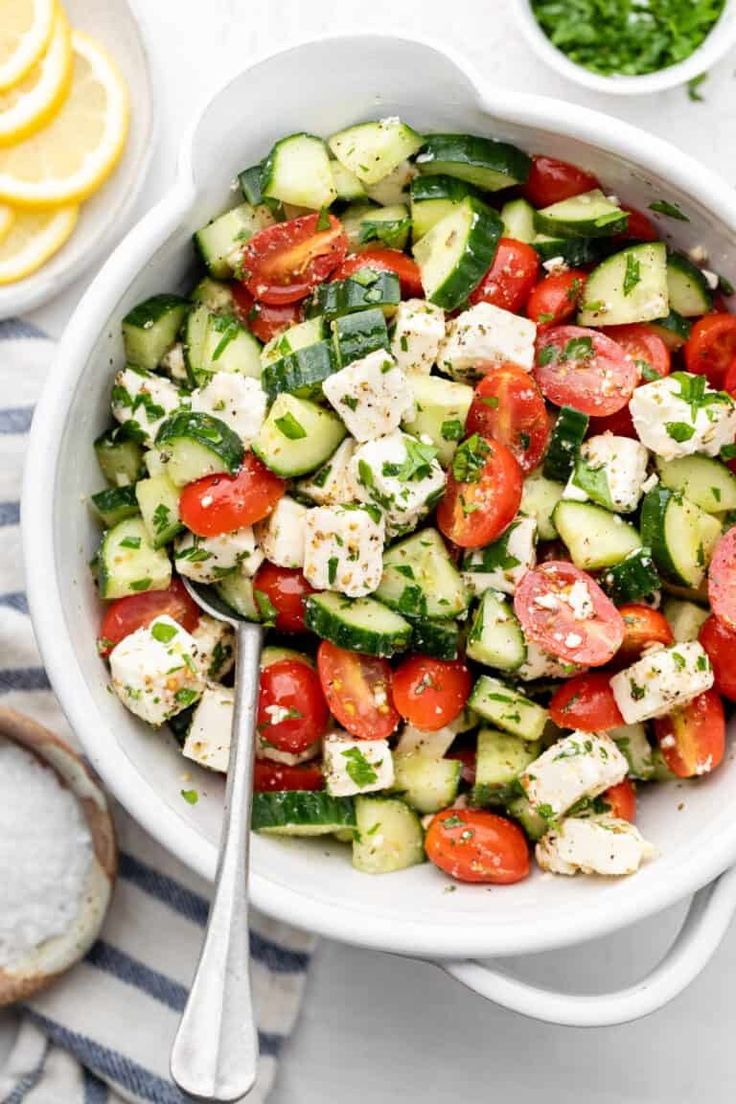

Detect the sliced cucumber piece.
[
  {"left": 184, "top": 305, "right": 262, "bottom": 385},
  {"left": 600, "top": 547, "right": 660, "bottom": 603},
  {"left": 520, "top": 472, "right": 564, "bottom": 541},
  {"left": 409, "top": 619, "right": 460, "bottom": 661},
  {"left": 416, "top": 133, "right": 531, "bottom": 192},
  {"left": 261, "top": 645, "right": 314, "bottom": 669},
  {"left": 663, "top": 597, "right": 710, "bottom": 643},
  {"left": 332, "top": 308, "right": 389, "bottom": 367},
  {"left": 610, "top": 723, "right": 655, "bottom": 781},
  {"left": 409, "top": 174, "right": 482, "bottom": 241},
  {"left": 532, "top": 234, "right": 606, "bottom": 267},
  {"left": 401, "top": 375, "right": 473, "bottom": 467},
  {"left": 666, "top": 251, "right": 713, "bottom": 317},
  {"left": 252, "top": 791, "right": 354, "bottom": 836},
  {"left": 341, "top": 203, "right": 410, "bottom": 251},
  {"left": 543, "top": 406, "right": 589, "bottom": 482},
  {"left": 253, "top": 393, "right": 346, "bottom": 477},
  {"left": 329, "top": 118, "right": 423, "bottom": 186},
  {"left": 656, "top": 455, "right": 736, "bottom": 514},
  {"left": 122, "top": 294, "right": 189, "bottom": 372},
  {"left": 155, "top": 411, "right": 244, "bottom": 486},
  {"left": 578, "top": 242, "right": 669, "bottom": 327},
  {"left": 194, "top": 202, "right": 274, "bottom": 279},
  {"left": 89, "top": 484, "right": 139, "bottom": 527},
  {"left": 469, "top": 675, "right": 548, "bottom": 743},
  {"left": 215, "top": 573, "right": 260, "bottom": 621},
  {"left": 649, "top": 309, "right": 692, "bottom": 351},
  {"left": 375, "top": 527, "right": 469, "bottom": 621},
  {"left": 413, "top": 196, "right": 502, "bottom": 310},
  {"left": 261, "top": 132, "right": 336, "bottom": 209},
  {"left": 466, "top": 589, "right": 526, "bottom": 672},
  {"left": 330, "top": 160, "right": 367, "bottom": 202},
  {"left": 261, "top": 341, "right": 337, "bottom": 401},
  {"left": 473, "top": 728, "right": 540, "bottom": 807},
  {"left": 553, "top": 500, "right": 642, "bottom": 570},
  {"left": 352, "top": 796, "right": 425, "bottom": 874},
  {"left": 640, "top": 486, "right": 721, "bottom": 587},
  {"left": 364, "top": 160, "right": 415, "bottom": 206},
  {"left": 305, "top": 592, "right": 412, "bottom": 657},
  {"left": 307, "top": 270, "right": 400, "bottom": 321},
  {"left": 97, "top": 517, "right": 171, "bottom": 600},
  {"left": 94, "top": 427, "right": 145, "bottom": 486},
  {"left": 534, "top": 189, "right": 628, "bottom": 238},
  {"left": 500, "top": 197, "right": 536, "bottom": 243},
  {"left": 392, "top": 754, "right": 461, "bottom": 814},
  {"left": 261, "top": 317, "right": 326, "bottom": 365},
  {"left": 237, "top": 163, "right": 278, "bottom": 209},
  {"left": 135, "top": 473, "right": 184, "bottom": 549},
  {"left": 506, "top": 794, "right": 547, "bottom": 841},
  {"left": 190, "top": 277, "right": 236, "bottom": 314}
]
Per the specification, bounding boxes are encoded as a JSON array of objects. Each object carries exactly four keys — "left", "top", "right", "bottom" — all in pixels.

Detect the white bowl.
[
  {"left": 512, "top": 0, "right": 736, "bottom": 95},
  {"left": 21, "top": 33, "right": 736, "bottom": 1023}
]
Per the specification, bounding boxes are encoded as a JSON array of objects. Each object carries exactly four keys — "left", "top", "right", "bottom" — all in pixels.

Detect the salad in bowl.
[{"left": 89, "top": 115, "right": 736, "bottom": 890}]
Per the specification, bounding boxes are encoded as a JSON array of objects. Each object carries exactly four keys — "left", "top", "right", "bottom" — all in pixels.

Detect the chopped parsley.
[
  {"left": 275, "top": 412, "right": 307, "bottom": 440},
  {"left": 152, "top": 503, "right": 171, "bottom": 534},
  {"left": 441, "top": 418, "right": 464, "bottom": 441},
  {"left": 452, "top": 434, "right": 490, "bottom": 483},
  {"left": 341, "top": 394, "right": 359, "bottom": 412},
  {"left": 129, "top": 578, "right": 152, "bottom": 592},
  {"left": 152, "top": 621, "right": 178, "bottom": 644},
  {"left": 649, "top": 199, "right": 689, "bottom": 222},
  {"left": 327, "top": 556, "right": 339, "bottom": 585},
  {"left": 637, "top": 359, "right": 660, "bottom": 382},
  {"left": 341, "top": 746, "right": 379, "bottom": 788},
  {"left": 175, "top": 688, "right": 199, "bottom": 707},
  {"left": 687, "top": 72, "right": 708, "bottom": 101},
  {"left": 209, "top": 314, "right": 242, "bottom": 361},
  {"left": 180, "top": 789, "right": 199, "bottom": 805},
  {"left": 384, "top": 437, "right": 439, "bottom": 482},
  {"left": 666, "top": 420, "right": 696, "bottom": 442},
  {"left": 254, "top": 589, "right": 278, "bottom": 624},
  {"left": 316, "top": 206, "right": 331, "bottom": 231},
  {"left": 119, "top": 536, "right": 141, "bottom": 549},
  {"left": 623, "top": 252, "right": 641, "bottom": 296}
]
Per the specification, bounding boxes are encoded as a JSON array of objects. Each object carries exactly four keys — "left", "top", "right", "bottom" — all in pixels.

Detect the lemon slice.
[
  {"left": 0, "top": 0, "right": 57, "bottom": 92},
  {"left": 0, "top": 204, "right": 14, "bottom": 243},
  {"left": 0, "top": 10, "right": 72, "bottom": 146},
  {"left": 0, "top": 204, "right": 77, "bottom": 283},
  {"left": 0, "top": 31, "right": 128, "bottom": 208}
]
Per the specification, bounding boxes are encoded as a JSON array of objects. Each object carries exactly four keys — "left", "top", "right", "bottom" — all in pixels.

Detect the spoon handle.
[{"left": 170, "top": 622, "right": 263, "bottom": 1102}]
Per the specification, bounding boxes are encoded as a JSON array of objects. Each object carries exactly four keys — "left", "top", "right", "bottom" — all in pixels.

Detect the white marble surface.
[{"left": 6, "top": 1, "right": 736, "bottom": 1100}]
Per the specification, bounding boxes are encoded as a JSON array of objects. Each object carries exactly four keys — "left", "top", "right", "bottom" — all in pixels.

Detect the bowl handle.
[{"left": 437, "top": 865, "right": 736, "bottom": 1027}]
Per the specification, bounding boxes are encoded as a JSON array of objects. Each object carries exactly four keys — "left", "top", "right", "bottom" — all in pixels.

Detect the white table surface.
[{"left": 5, "top": 1, "right": 736, "bottom": 1099}]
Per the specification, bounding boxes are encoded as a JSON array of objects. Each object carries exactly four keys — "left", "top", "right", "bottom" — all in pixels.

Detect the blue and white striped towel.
[{"left": 0, "top": 322, "right": 316, "bottom": 1104}]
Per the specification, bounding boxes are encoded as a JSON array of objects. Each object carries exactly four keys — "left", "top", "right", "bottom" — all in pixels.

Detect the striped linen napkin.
[{"left": 0, "top": 320, "right": 316, "bottom": 1104}]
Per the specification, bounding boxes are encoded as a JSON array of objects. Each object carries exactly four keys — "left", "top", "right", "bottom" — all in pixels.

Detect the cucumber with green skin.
[
  {"left": 351, "top": 796, "right": 425, "bottom": 874},
  {"left": 600, "top": 547, "right": 661, "bottom": 604},
  {"left": 412, "top": 195, "right": 502, "bottom": 310},
  {"left": 656, "top": 454, "right": 736, "bottom": 514},
  {"left": 261, "top": 341, "right": 337, "bottom": 401},
  {"left": 409, "top": 619, "right": 460, "bottom": 661},
  {"left": 94, "top": 426, "right": 145, "bottom": 486},
  {"left": 261, "top": 132, "right": 337, "bottom": 210},
  {"left": 194, "top": 202, "right": 275, "bottom": 279},
  {"left": 543, "top": 406, "right": 589, "bottom": 482},
  {"left": 532, "top": 234, "right": 607, "bottom": 267},
  {"left": 183, "top": 305, "right": 262, "bottom": 385},
  {"left": 306, "top": 270, "right": 401, "bottom": 321},
  {"left": 501, "top": 197, "right": 536, "bottom": 243},
  {"left": 332, "top": 308, "right": 389, "bottom": 367},
  {"left": 519, "top": 472, "right": 564, "bottom": 541},
  {"left": 252, "top": 791, "right": 354, "bottom": 836},
  {"left": 97, "top": 517, "right": 172, "bottom": 600},
  {"left": 328, "top": 119, "right": 423, "bottom": 186},
  {"left": 465, "top": 589, "right": 526, "bottom": 672},
  {"left": 534, "top": 189, "right": 628, "bottom": 239},
  {"left": 640, "top": 486, "right": 721, "bottom": 587},
  {"left": 305, "top": 592, "right": 412, "bottom": 657},
  {"left": 578, "top": 242, "right": 669, "bottom": 327},
  {"left": 375, "top": 527, "right": 469, "bottom": 621},
  {"left": 401, "top": 375, "right": 474, "bottom": 467},
  {"left": 122, "top": 294, "right": 189, "bottom": 372},
  {"left": 261, "top": 317, "right": 326, "bottom": 365},
  {"left": 90, "top": 484, "right": 139, "bottom": 527},
  {"left": 253, "top": 394, "right": 346, "bottom": 478},
  {"left": 553, "top": 500, "right": 642, "bottom": 571},
  {"left": 392, "top": 754, "right": 461, "bottom": 814},
  {"left": 135, "top": 473, "right": 184, "bottom": 549},
  {"left": 410, "top": 174, "right": 483, "bottom": 240},
  {"left": 666, "top": 251, "right": 713, "bottom": 317},
  {"left": 155, "top": 411, "right": 244, "bottom": 486},
  {"left": 648, "top": 309, "right": 691, "bottom": 351},
  {"left": 415, "top": 133, "right": 531, "bottom": 191},
  {"left": 190, "top": 277, "right": 236, "bottom": 314},
  {"left": 472, "top": 728, "right": 540, "bottom": 808},
  {"left": 341, "top": 204, "right": 410, "bottom": 251},
  {"left": 468, "top": 675, "right": 548, "bottom": 743},
  {"left": 215, "top": 574, "right": 260, "bottom": 621}
]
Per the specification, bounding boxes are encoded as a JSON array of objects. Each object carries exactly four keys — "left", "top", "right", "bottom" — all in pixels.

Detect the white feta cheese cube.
[
  {"left": 111, "top": 366, "right": 183, "bottom": 447},
  {"left": 158, "top": 342, "right": 188, "bottom": 383},
  {"left": 462, "top": 518, "right": 537, "bottom": 597},
  {"left": 437, "top": 302, "right": 537, "bottom": 382},
  {"left": 190, "top": 373, "right": 266, "bottom": 444},
  {"left": 303, "top": 504, "right": 385, "bottom": 597},
  {"left": 191, "top": 615, "right": 235, "bottom": 681},
  {"left": 255, "top": 496, "right": 309, "bottom": 569},
  {"left": 296, "top": 439, "right": 359, "bottom": 507},
  {"left": 520, "top": 731, "right": 628, "bottom": 819},
  {"left": 256, "top": 738, "right": 321, "bottom": 766},
  {"left": 536, "top": 816, "right": 655, "bottom": 876},
  {"left": 174, "top": 526, "right": 262, "bottom": 583},
  {"left": 183, "top": 684, "right": 234, "bottom": 772},
  {"left": 322, "top": 349, "right": 414, "bottom": 441},
  {"left": 630, "top": 373, "right": 736, "bottom": 460},
  {"left": 110, "top": 615, "right": 205, "bottom": 726},
  {"left": 323, "top": 733, "right": 394, "bottom": 796},
  {"left": 351, "top": 429, "right": 446, "bottom": 536},
  {"left": 569, "top": 433, "right": 650, "bottom": 513},
  {"left": 610, "top": 641, "right": 714, "bottom": 724},
  {"left": 515, "top": 641, "right": 583, "bottom": 681},
  {"left": 390, "top": 299, "right": 445, "bottom": 376}
]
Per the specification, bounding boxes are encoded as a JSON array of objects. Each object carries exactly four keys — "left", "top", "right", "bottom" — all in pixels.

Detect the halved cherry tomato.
[
  {"left": 514, "top": 562, "right": 625, "bottom": 667},
  {"left": 724, "top": 356, "right": 736, "bottom": 397},
  {"left": 534, "top": 325, "right": 639, "bottom": 416},
  {"left": 232, "top": 284, "right": 302, "bottom": 343},
  {"left": 707, "top": 527, "right": 736, "bottom": 630},
  {"left": 587, "top": 406, "right": 636, "bottom": 439},
  {"left": 179, "top": 454, "right": 285, "bottom": 537},
  {"left": 468, "top": 238, "right": 540, "bottom": 314},
  {"left": 253, "top": 758, "right": 324, "bottom": 792},
  {"left": 654, "top": 689, "right": 725, "bottom": 779},
  {"left": 616, "top": 604, "right": 674, "bottom": 665},
  {"left": 465, "top": 365, "right": 551, "bottom": 473},
  {"left": 549, "top": 673, "right": 623, "bottom": 731},
  {"left": 425, "top": 808, "right": 530, "bottom": 885},
  {"left": 602, "top": 779, "right": 636, "bottom": 822},
  {"left": 241, "top": 213, "right": 347, "bottom": 305},
  {"left": 392, "top": 656, "right": 471, "bottom": 732},
  {"left": 437, "top": 435, "right": 523, "bottom": 549},
  {"left": 317, "top": 642, "right": 399, "bottom": 741},
  {"left": 684, "top": 313, "right": 736, "bottom": 388},
  {"left": 699, "top": 615, "right": 736, "bottom": 700},
  {"left": 526, "top": 269, "right": 587, "bottom": 329},
  {"left": 603, "top": 323, "right": 670, "bottom": 381},
  {"left": 333, "top": 248, "right": 423, "bottom": 298},
  {"left": 97, "top": 579, "right": 200, "bottom": 656},
  {"left": 615, "top": 205, "right": 658, "bottom": 243},
  {"left": 522, "top": 155, "right": 599, "bottom": 209},
  {"left": 252, "top": 563, "right": 315, "bottom": 634},
  {"left": 257, "top": 659, "right": 330, "bottom": 755}
]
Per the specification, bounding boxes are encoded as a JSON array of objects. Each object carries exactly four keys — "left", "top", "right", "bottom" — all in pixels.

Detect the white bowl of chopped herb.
[{"left": 514, "top": 0, "right": 736, "bottom": 95}]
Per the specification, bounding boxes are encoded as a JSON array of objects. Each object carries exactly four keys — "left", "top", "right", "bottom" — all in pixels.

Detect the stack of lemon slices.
[{"left": 0, "top": 0, "right": 129, "bottom": 284}]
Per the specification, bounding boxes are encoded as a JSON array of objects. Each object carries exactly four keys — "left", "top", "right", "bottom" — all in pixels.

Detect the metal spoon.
[{"left": 170, "top": 578, "right": 263, "bottom": 1102}]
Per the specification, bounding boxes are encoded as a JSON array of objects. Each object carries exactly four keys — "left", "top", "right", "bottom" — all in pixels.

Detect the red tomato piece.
[
  {"left": 252, "top": 563, "right": 315, "bottom": 634},
  {"left": 334, "top": 248, "right": 423, "bottom": 298},
  {"left": 602, "top": 779, "right": 637, "bottom": 822},
  {"left": 514, "top": 562, "right": 625, "bottom": 667},
  {"left": 549, "top": 673, "right": 624, "bottom": 731},
  {"left": 317, "top": 642, "right": 399, "bottom": 741},
  {"left": 447, "top": 746, "right": 476, "bottom": 785},
  {"left": 603, "top": 323, "right": 670, "bottom": 380},
  {"left": 587, "top": 406, "right": 637, "bottom": 439},
  {"left": 425, "top": 808, "right": 530, "bottom": 885},
  {"left": 707, "top": 527, "right": 736, "bottom": 631},
  {"left": 179, "top": 454, "right": 285, "bottom": 538},
  {"left": 257, "top": 659, "right": 330, "bottom": 755},
  {"left": 253, "top": 758, "right": 324, "bottom": 792},
  {"left": 526, "top": 269, "right": 587, "bottom": 329},
  {"left": 724, "top": 356, "right": 736, "bottom": 397},
  {"left": 699, "top": 615, "right": 736, "bottom": 700},
  {"left": 437, "top": 435, "right": 523, "bottom": 549},
  {"left": 616, "top": 604, "right": 674, "bottom": 665},
  {"left": 97, "top": 579, "right": 200, "bottom": 656},
  {"left": 392, "top": 656, "right": 471, "bottom": 732},
  {"left": 615, "top": 205, "right": 658, "bottom": 243},
  {"left": 534, "top": 325, "right": 639, "bottom": 416},
  {"left": 684, "top": 313, "right": 736, "bottom": 389},
  {"left": 231, "top": 284, "right": 302, "bottom": 344},
  {"left": 654, "top": 689, "right": 725, "bottom": 779},
  {"left": 468, "top": 238, "right": 540, "bottom": 314},
  {"left": 522, "top": 155, "right": 599, "bottom": 209},
  {"left": 240, "top": 213, "right": 347, "bottom": 305},
  {"left": 465, "top": 365, "right": 551, "bottom": 474}
]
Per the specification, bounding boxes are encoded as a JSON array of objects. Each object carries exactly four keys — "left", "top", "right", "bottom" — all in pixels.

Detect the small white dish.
[
  {"left": 512, "top": 0, "right": 736, "bottom": 96},
  {"left": 0, "top": 0, "right": 155, "bottom": 320}
]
